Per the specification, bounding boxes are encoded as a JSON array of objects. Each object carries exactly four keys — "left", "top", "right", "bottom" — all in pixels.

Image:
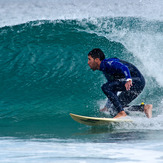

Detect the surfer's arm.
[
  {"left": 111, "top": 61, "right": 132, "bottom": 80},
  {"left": 110, "top": 61, "right": 133, "bottom": 90}
]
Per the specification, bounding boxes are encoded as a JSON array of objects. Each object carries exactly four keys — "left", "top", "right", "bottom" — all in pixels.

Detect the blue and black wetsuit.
[{"left": 100, "top": 58, "right": 145, "bottom": 114}]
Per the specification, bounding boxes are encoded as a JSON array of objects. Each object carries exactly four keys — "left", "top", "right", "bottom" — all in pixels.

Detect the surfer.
[{"left": 87, "top": 48, "right": 152, "bottom": 118}]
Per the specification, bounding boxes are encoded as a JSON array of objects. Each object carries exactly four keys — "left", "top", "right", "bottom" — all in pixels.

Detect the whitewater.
[{"left": 0, "top": 0, "right": 163, "bottom": 162}]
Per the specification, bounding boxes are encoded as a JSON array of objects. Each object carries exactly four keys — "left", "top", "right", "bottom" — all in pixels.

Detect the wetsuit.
[{"left": 100, "top": 58, "right": 145, "bottom": 115}]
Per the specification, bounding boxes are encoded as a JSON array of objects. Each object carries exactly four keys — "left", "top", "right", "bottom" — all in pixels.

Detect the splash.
[{"left": 0, "top": 0, "right": 163, "bottom": 28}]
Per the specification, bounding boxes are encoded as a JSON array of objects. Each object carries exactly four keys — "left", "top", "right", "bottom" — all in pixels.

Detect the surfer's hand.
[
  {"left": 100, "top": 107, "right": 108, "bottom": 112},
  {"left": 125, "top": 80, "right": 132, "bottom": 91}
]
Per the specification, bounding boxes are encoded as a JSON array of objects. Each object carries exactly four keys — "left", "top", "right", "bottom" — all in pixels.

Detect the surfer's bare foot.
[
  {"left": 113, "top": 111, "right": 127, "bottom": 119},
  {"left": 144, "top": 104, "right": 152, "bottom": 118},
  {"left": 100, "top": 107, "right": 108, "bottom": 112}
]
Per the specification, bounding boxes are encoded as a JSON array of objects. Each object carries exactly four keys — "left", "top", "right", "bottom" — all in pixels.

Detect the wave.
[{"left": 0, "top": 17, "right": 163, "bottom": 136}]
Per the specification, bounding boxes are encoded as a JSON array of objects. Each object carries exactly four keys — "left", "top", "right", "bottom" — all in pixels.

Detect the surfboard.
[{"left": 70, "top": 113, "right": 132, "bottom": 126}]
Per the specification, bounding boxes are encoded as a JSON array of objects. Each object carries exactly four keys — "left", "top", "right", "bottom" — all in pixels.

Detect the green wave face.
[{"left": 0, "top": 18, "right": 162, "bottom": 137}]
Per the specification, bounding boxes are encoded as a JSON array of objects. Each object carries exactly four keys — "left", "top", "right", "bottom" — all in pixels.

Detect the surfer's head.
[
  {"left": 88, "top": 48, "right": 105, "bottom": 71},
  {"left": 88, "top": 48, "right": 105, "bottom": 61}
]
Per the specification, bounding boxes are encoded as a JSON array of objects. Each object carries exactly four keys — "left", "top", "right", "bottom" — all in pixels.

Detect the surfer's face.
[{"left": 88, "top": 56, "right": 99, "bottom": 71}]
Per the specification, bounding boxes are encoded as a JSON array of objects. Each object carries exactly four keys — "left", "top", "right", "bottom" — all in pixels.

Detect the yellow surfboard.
[{"left": 70, "top": 113, "right": 132, "bottom": 126}]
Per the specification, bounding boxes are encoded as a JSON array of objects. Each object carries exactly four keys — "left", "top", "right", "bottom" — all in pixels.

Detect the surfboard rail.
[{"left": 70, "top": 113, "right": 132, "bottom": 126}]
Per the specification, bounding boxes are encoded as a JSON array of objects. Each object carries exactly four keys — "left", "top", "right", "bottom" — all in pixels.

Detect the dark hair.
[{"left": 88, "top": 48, "right": 105, "bottom": 61}]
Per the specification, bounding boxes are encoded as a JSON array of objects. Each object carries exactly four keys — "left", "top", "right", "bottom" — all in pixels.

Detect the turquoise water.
[{"left": 0, "top": 0, "right": 163, "bottom": 162}]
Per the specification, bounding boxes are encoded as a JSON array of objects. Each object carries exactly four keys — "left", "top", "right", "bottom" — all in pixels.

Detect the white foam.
[
  {"left": 97, "top": 99, "right": 163, "bottom": 130},
  {"left": 120, "top": 32, "right": 163, "bottom": 87},
  {"left": 0, "top": 0, "right": 163, "bottom": 27},
  {"left": 0, "top": 138, "right": 163, "bottom": 163}
]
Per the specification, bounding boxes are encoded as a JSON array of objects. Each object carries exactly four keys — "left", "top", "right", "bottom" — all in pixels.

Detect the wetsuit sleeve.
[{"left": 107, "top": 60, "right": 132, "bottom": 80}]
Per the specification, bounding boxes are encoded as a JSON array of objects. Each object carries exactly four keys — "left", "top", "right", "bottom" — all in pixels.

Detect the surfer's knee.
[
  {"left": 101, "top": 83, "right": 106, "bottom": 92},
  {"left": 101, "top": 85, "right": 113, "bottom": 99},
  {"left": 101, "top": 83, "right": 111, "bottom": 93}
]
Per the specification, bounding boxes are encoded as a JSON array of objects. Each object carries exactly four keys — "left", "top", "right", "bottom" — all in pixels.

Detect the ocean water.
[{"left": 0, "top": 0, "right": 163, "bottom": 162}]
